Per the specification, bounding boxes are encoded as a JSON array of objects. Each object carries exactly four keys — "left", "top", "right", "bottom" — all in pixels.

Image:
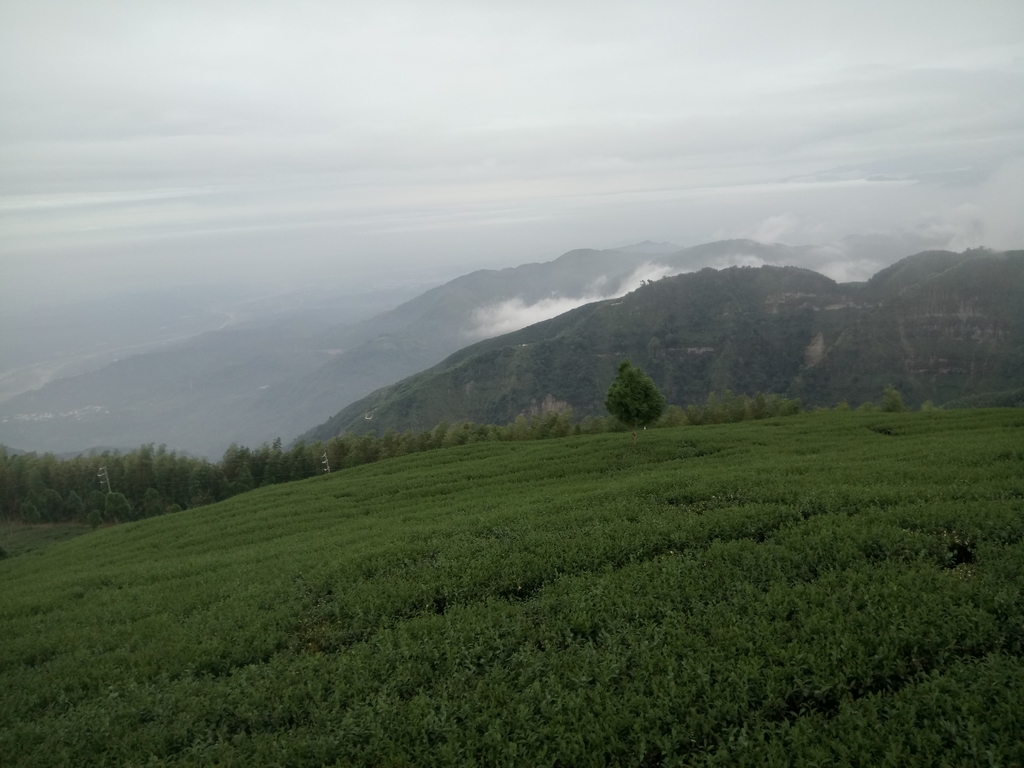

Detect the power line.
[{"left": 98, "top": 466, "right": 112, "bottom": 494}]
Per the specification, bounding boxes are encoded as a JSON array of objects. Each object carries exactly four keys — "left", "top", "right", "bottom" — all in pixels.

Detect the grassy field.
[
  {"left": 1, "top": 410, "right": 1022, "bottom": 766},
  {"left": 0, "top": 522, "right": 92, "bottom": 558}
]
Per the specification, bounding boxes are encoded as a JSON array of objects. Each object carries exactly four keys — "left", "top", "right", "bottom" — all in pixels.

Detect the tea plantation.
[{"left": 2, "top": 410, "right": 1023, "bottom": 766}]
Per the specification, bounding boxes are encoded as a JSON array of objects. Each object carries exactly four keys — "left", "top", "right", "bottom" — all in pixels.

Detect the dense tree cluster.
[
  {"left": 0, "top": 439, "right": 327, "bottom": 527},
  {"left": 663, "top": 390, "right": 803, "bottom": 426},
  {"left": 0, "top": 389, "right": 810, "bottom": 526}
]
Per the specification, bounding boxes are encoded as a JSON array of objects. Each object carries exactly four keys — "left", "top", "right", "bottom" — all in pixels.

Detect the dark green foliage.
[
  {"left": 19, "top": 502, "right": 39, "bottom": 523},
  {"left": 665, "top": 390, "right": 802, "bottom": 426},
  {"left": 882, "top": 383, "right": 904, "bottom": 412},
  {"left": 38, "top": 489, "right": 63, "bottom": 522},
  {"left": 605, "top": 359, "right": 666, "bottom": 442},
  {"left": 141, "top": 488, "right": 164, "bottom": 518},
  {"left": 0, "top": 522, "right": 92, "bottom": 554},
  {"left": 64, "top": 491, "right": 86, "bottom": 521},
  {"left": 0, "top": 440, "right": 331, "bottom": 526},
  {"left": 1, "top": 410, "right": 1023, "bottom": 765},
  {"left": 87, "top": 490, "right": 105, "bottom": 515},
  {"left": 103, "top": 492, "right": 131, "bottom": 524},
  {"left": 944, "top": 387, "right": 1024, "bottom": 409}
]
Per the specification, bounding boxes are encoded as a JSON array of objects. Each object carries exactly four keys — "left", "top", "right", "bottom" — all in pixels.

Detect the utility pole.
[
  {"left": 98, "top": 466, "right": 112, "bottom": 494},
  {"left": 321, "top": 452, "right": 331, "bottom": 473}
]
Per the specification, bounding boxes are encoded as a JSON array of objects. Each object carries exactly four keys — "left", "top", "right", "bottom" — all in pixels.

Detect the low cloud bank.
[
  {"left": 469, "top": 295, "right": 597, "bottom": 338},
  {"left": 466, "top": 204, "right": 1024, "bottom": 341},
  {"left": 468, "top": 262, "right": 687, "bottom": 339}
]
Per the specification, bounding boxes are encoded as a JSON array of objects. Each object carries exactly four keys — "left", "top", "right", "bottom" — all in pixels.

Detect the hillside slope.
[
  {"left": 2, "top": 411, "right": 1023, "bottom": 765},
  {"left": 303, "top": 249, "right": 1023, "bottom": 439}
]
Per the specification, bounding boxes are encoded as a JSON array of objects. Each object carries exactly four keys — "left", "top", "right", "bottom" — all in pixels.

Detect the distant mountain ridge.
[
  {"left": 299, "top": 238, "right": 859, "bottom": 412},
  {"left": 298, "top": 248, "right": 1024, "bottom": 441},
  {"left": 611, "top": 240, "right": 684, "bottom": 254}
]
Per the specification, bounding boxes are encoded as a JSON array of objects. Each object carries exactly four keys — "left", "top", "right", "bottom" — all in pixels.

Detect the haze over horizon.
[{"left": 2, "top": 0, "right": 1023, "bottom": 313}]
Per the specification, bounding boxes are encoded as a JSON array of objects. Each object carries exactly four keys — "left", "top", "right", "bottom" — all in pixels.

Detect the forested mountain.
[
  {"left": 277, "top": 240, "right": 824, "bottom": 437},
  {"left": 300, "top": 249, "right": 1024, "bottom": 440},
  {"left": 0, "top": 240, "right": 824, "bottom": 457}
]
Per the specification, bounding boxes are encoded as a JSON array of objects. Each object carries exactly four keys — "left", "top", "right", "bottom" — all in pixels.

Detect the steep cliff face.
[
  {"left": 801, "top": 250, "right": 1024, "bottom": 405},
  {"left": 300, "top": 250, "right": 1024, "bottom": 440}
]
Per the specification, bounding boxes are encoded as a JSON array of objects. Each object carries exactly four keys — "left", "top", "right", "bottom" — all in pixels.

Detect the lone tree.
[
  {"left": 881, "top": 384, "right": 904, "bottom": 413},
  {"left": 605, "top": 359, "right": 666, "bottom": 445}
]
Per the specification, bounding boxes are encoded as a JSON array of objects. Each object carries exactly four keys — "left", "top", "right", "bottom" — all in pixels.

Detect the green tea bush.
[{"left": 2, "top": 411, "right": 1023, "bottom": 765}]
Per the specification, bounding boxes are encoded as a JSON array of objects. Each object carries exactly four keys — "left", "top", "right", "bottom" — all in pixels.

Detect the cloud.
[
  {"left": 468, "top": 295, "right": 598, "bottom": 338},
  {"left": 1, "top": 2, "right": 1022, "bottom": 311},
  {"left": 975, "top": 155, "right": 1024, "bottom": 250},
  {"left": 615, "top": 262, "right": 689, "bottom": 293},
  {"left": 468, "top": 261, "right": 689, "bottom": 338},
  {"left": 752, "top": 213, "right": 800, "bottom": 243},
  {"left": 905, "top": 205, "right": 986, "bottom": 252},
  {"left": 709, "top": 253, "right": 772, "bottom": 270}
]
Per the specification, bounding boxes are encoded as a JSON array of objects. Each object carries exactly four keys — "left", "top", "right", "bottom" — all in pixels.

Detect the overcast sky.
[{"left": 1, "top": 0, "right": 1022, "bottom": 312}]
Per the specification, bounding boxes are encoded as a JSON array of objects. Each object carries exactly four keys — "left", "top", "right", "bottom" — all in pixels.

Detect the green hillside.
[
  {"left": 302, "top": 249, "right": 1024, "bottom": 440},
  {"left": 2, "top": 410, "right": 1023, "bottom": 765}
]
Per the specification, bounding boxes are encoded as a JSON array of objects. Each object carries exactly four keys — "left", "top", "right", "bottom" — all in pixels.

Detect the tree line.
[{"left": 0, "top": 389, "right": 811, "bottom": 527}]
